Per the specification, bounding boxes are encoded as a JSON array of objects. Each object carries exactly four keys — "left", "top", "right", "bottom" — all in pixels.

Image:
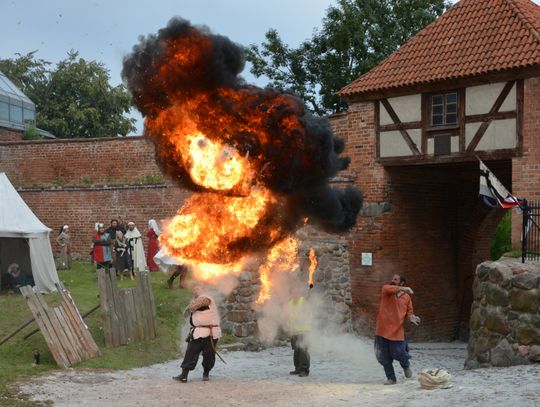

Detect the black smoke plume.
[{"left": 122, "top": 17, "right": 362, "bottom": 232}]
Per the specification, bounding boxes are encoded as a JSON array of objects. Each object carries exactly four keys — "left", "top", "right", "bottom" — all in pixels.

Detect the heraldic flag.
[{"left": 479, "top": 159, "right": 521, "bottom": 209}]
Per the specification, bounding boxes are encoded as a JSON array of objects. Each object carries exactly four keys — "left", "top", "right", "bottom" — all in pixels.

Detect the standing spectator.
[
  {"left": 106, "top": 219, "right": 125, "bottom": 242},
  {"left": 114, "top": 231, "right": 133, "bottom": 280},
  {"left": 56, "top": 225, "right": 72, "bottom": 270},
  {"left": 92, "top": 223, "right": 112, "bottom": 271},
  {"left": 147, "top": 219, "right": 161, "bottom": 272},
  {"left": 125, "top": 221, "right": 147, "bottom": 272}
]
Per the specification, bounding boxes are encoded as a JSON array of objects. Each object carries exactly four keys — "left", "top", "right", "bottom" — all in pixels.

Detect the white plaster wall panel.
[
  {"left": 451, "top": 135, "right": 459, "bottom": 153},
  {"left": 466, "top": 82, "right": 515, "bottom": 115},
  {"left": 465, "top": 122, "right": 482, "bottom": 149},
  {"left": 427, "top": 138, "right": 434, "bottom": 154},
  {"left": 379, "top": 95, "right": 421, "bottom": 125},
  {"left": 474, "top": 119, "right": 517, "bottom": 151},
  {"left": 379, "top": 102, "right": 393, "bottom": 125},
  {"left": 380, "top": 131, "right": 412, "bottom": 157}
]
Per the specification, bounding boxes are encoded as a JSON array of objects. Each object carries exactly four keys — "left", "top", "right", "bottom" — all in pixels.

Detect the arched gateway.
[{"left": 334, "top": 0, "right": 540, "bottom": 340}]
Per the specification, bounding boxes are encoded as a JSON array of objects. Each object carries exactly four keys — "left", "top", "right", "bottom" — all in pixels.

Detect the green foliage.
[
  {"left": 0, "top": 262, "right": 192, "bottom": 404},
  {"left": 22, "top": 126, "right": 41, "bottom": 140},
  {"left": 490, "top": 211, "right": 513, "bottom": 260},
  {"left": 0, "top": 50, "right": 136, "bottom": 138},
  {"left": 246, "top": 0, "right": 449, "bottom": 114},
  {"left": 137, "top": 172, "right": 165, "bottom": 185}
]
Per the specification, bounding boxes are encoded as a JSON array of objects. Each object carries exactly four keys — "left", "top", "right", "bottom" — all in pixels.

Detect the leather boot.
[{"left": 173, "top": 368, "right": 189, "bottom": 382}]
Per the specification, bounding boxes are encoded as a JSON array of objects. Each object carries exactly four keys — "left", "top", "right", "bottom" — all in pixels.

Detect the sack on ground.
[{"left": 418, "top": 368, "right": 452, "bottom": 389}]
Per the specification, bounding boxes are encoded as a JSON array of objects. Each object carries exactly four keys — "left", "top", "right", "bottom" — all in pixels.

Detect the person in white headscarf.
[
  {"left": 147, "top": 219, "right": 161, "bottom": 272},
  {"left": 56, "top": 225, "right": 72, "bottom": 270},
  {"left": 125, "top": 221, "right": 147, "bottom": 272}
]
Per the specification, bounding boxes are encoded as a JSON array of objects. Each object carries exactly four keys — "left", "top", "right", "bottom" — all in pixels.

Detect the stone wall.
[
  {"left": 221, "top": 227, "right": 354, "bottom": 344},
  {"left": 465, "top": 259, "right": 540, "bottom": 369}
]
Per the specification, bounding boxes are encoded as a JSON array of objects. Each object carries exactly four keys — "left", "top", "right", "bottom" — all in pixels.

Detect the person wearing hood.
[
  {"left": 125, "top": 221, "right": 147, "bottom": 272},
  {"left": 56, "top": 225, "right": 72, "bottom": 270},
  {"left": 147, "top": 219, "right": 160, "bottom": 272}
]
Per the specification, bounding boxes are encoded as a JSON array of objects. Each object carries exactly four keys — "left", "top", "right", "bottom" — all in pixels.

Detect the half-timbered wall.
[{"left": 377, "top": 80, "right": 522, "bottom": 161}]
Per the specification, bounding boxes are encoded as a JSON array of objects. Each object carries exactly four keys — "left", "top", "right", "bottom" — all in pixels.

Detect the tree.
[
  {"left": 0, "top": 51, "right": 136, "bottom": 138},
  {"left": 246, "top": 0, "right": 449, "bottom": 115}
]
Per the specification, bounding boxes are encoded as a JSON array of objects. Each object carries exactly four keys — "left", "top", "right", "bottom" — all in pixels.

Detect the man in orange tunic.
[{"left": 374, "top": 274, "right": 421, "bottom": 385}]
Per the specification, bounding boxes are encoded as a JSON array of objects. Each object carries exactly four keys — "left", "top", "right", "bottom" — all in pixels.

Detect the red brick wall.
[
  {"left": 512, "top": 77, "right": 540, "bottom": 246},
  {"left": 18, "top": 185, "right": 190, "bottom": 259},
  {"left": 0, "top": 136, "right": 191, "bottom": 258},
  {"left": 0, "top": 136, "right": 161, "bottom": 187},
  {"left": 0, "top": 127, "right": 22, "bottom": 142}
]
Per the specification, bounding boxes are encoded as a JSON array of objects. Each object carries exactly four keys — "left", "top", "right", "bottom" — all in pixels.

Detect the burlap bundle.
[{"left": 418, "top": 368, "right": 452, "bottom": 389}]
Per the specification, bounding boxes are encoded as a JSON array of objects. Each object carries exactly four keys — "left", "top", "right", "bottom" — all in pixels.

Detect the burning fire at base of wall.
[{"left": 122, "top": 17, "right": 362, "bottom": 304}]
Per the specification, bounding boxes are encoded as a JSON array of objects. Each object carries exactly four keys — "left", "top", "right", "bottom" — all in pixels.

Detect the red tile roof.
[{"left": 339, "top": 0, "right": 540, "bottom": 98}]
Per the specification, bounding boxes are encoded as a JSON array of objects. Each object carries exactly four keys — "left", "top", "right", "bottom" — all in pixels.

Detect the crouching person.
[{"left": 173, "top": 286, "right": 221, "bottom": 383}]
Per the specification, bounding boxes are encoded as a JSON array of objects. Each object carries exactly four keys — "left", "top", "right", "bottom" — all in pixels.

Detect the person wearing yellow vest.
[
  {"left": 288, "top": 286, "right": 311, "bottom": 377},
  {"left": 173, "top": 286, "right": 222, "bottom": 383}
]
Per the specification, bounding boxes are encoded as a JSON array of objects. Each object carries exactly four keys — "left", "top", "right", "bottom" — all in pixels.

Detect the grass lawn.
[{"left": 0, "top": 262, "right": 201, "bottom": 406}]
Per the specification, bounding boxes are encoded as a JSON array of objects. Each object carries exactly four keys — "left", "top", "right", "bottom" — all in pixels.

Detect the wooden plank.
[
  {"left": 458, "top": 88, "right": 466, "bottom": 153},
  {"left": 141, "top": 272, "right": 154, "bottom": 339},
  {"left": 516, "top": 79, "right": 524, "bottom": 153},
  {"left": 374, "top": 100, "right": 380, "bottom": 158},
  {"left": 122, "top": 289, "right": 135, "bottom": 343},
  {"left": 59, "top": 289, "right": 100, "bottom": 357},
  {"left": 34, "top": 291, "right": 76, "bottom": 366},
  {"left": 59, "top": 301, "right": 91, "bottom": 360},
  {"left": 379, "top": 121, "right": 422, "bottom": 132},
  {"left": 28, "top": 289, "right": 71, "bottom": 367},
  {"left": 108, "top": 269, "right": 127, "bottom": 345},
  {"left": 21, "top": 287, "right": 70, "bottom": 368},
  {"left": 97, "top": 269, "right": 114, "bottom": 348},
  {"left": 134, "top": 272, "right": 149, "bottom": 340},
  {"left": 140, "top": 271, "right": 156, "bottom": 339},
  {"left": 144, "top": 272, "right": 158, "bottom": 339},
  {"left": 124, "top": 288, "right": 138, "bottom": 342},
  {"left": 464, "top": 111, "right": 516, "bottom": 123},
  {"left": 421, "top": 94, "right": 428, "bottom": 154},
  {"left": 132, "top": 274, "right": 146, "bottom": 341},
  {"left": 54, "top": 307, "right": 82, "bottom": 364}
]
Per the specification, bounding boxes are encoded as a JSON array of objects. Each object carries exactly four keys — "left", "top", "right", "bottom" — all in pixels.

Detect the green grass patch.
[
  {"left": 490, "top": 211, "right": 513, "bottom": 260},
  {"left": 0, "top": 262, "right": 194, "bottom": 405}
]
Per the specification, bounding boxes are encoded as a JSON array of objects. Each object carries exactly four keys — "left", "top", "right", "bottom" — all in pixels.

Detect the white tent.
[{"left": 0, "top": 172, "right": 59, "bottom": 292}]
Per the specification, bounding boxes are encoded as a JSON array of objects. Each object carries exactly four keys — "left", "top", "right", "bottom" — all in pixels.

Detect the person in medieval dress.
[
  {"left": 56, "top": 225, "right": 72, "bottom": 270},
  {"left": 173, "top": 286, "right": 222, "bottom": 383},
  {"left": 114, "top": 231, "right": 133, "bottom": 280},
  {"left": 146, "top": 219, "right": 160, "bottom": 272},
  {"left": 92, "top": 223, "right": 112, "bottom": 271},
  {"left": 125, "top": 221, "right": 147, "bottom": 273}
]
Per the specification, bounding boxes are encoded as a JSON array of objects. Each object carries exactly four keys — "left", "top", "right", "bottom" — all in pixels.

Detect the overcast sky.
[{"left": 2, "top": 0, "right": 335, "bottom": 134}]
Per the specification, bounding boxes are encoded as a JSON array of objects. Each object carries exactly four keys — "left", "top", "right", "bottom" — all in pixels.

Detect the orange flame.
[
  {"left": 308, "top": 248, "right": 317, "bottom": 288},
  {"left": 256, "top": 237, "right": 300, "bottom": 303}
]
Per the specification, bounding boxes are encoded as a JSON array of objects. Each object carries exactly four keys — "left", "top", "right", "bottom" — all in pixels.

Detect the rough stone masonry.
[{"left": 466, "top": 258, "right": 540, "bottom": 369}]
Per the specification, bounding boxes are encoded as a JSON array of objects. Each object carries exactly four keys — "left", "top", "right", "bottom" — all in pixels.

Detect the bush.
[
  {"left": 490, "top": 211, "right": 512, "bottom": 260},
  {"left": 22, "top": 126, "right": 41, "bottom": 140}
]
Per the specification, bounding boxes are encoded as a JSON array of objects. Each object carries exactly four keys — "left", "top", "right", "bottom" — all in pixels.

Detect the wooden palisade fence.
[
  {"left": 97, "top": 268, "right": 157, "bottom": 348},
  {"left": 20, "top": 284, "right": 101, "bottom": 368}
]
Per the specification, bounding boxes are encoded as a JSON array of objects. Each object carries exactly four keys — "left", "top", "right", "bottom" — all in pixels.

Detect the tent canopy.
[{"left": 0, "top": 172, "right": 59, "bottom": 292}]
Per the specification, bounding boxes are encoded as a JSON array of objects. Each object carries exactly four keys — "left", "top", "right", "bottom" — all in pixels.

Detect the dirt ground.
[{"left": 16, "top": 341, "right": 540, "bottom": 407}]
